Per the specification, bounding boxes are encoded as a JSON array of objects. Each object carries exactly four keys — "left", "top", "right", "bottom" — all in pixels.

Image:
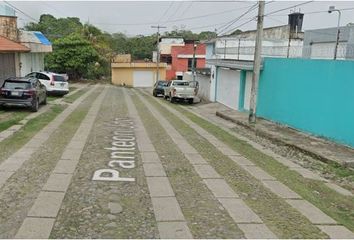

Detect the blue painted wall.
[{"left": 257, "top": 58, "right": 354, "bottom": 147}]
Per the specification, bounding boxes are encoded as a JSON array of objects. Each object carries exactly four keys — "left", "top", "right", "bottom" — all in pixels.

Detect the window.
[
  {"left": 4, "top": 81, "right": 31, "bottom": 90},
  {"left": 37, "top": 73, "right": 50, "bottom": 80},
  {"left": 53, "top": 75, "right": 65, "bottom": 82}
]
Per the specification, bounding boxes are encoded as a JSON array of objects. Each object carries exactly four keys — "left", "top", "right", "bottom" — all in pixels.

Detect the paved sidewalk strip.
[
  {"left": 0, "top": 86, "right": 98, "bottom": 190},
  {"left": 123, "top": 89, "right": 192, "bottom": 239},
  {"left": 138, "top": 89, "right": 354, "bottom": 238},
  {"left": 15, "top": 86, "right": 107, "bottom": 239},
  {"left": 185, "top": 103, "right": 353, "bottom": 196},
  {"left": 133, "top": 89, "right": 276, "bottom": 239}
]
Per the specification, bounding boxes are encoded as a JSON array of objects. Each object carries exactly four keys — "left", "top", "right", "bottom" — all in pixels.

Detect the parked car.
[
  {"left": 0, "top": 77, "right": 47, "bottom": 112},
  {"left": 164, "top": 80, "right": 198, "bottom": 104},
  {"left": 152, "top": 80, "right": 168, "bottom": 97},
  {"left": 25, "top": 71, "right": 69, "bottom": 96}
]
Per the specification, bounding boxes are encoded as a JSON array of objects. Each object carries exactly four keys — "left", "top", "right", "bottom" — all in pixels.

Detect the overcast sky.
[{"left": 7, "top": 1, "right": 354, "bottom": 36}]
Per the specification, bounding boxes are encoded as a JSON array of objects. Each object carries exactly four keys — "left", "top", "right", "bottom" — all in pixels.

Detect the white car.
[
  {"left": 164, "top": 80, "right": 198, "bottom": 104},
  {"left": 25, "top": 72, "right": 69, "bottom": 96}
]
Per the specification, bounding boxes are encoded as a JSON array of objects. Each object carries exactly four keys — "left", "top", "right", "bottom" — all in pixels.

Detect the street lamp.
[{"left": 328, "top": 6, "right": 341, "bottom": 60}]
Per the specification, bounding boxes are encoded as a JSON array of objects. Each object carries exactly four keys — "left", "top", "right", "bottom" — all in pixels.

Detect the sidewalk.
[{"left": 193, "top": 102, "right": 354, "bottom": 168}]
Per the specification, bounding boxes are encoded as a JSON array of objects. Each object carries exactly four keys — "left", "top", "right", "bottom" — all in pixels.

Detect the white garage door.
[
  {"left": 216, "top": 68, "right": 240, "bottom": 110},
  {"left": 133, "top": 71, "right": 154, "bottom": 87}
]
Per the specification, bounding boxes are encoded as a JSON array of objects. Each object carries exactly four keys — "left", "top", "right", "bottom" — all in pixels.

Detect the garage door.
[
  {"left": 0, "top": 53, "right": 16, "bottom": 86},
  {"left": 133, "top": 71, "right": 154, "bottom": 87},
  {"left": 216, "top": 68, "right": 240, "bottom": 110}
]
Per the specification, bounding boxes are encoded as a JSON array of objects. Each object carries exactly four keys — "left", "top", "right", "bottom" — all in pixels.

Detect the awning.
[{"left": 206, "top": 59, "right": 263, "bottom": 71}]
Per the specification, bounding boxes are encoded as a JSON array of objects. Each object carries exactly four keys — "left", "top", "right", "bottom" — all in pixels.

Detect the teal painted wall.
[
  {"left": 238, "top": 70, "right": 246, "bottom": 111},
  {"left": 257, "top": 58, "right": 354, "bottom": 147}
]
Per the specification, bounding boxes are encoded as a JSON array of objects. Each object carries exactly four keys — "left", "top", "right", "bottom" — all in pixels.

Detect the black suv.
[
  {"left": 0, "top": 77, "right": 47, "bottom": 112},
  {"left": 153, "top": 80, "right": 168, "bottom": 97}
]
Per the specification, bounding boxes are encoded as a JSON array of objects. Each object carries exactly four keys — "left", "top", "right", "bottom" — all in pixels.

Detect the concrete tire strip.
[
  {"left": 14, "top": 86, "right": 108, "bottom": 239},
  {"left": 137, "top": 89, "right": 354, "bottom": 239},
  {"left": 132, "top": 89, "right": 277, "bottom": 239},
  {"left": 0, "top": 84, "right": 88, "bottom": 143},
  {"left": 0, "top": 85, "right": 98, "bottom": 189},
  {"left": 123, "top": 88, "right": 193, "bottom": 239}
]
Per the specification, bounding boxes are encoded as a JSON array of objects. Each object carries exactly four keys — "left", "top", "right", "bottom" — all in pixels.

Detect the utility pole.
[
  {"left": 151, "top": 25, "right": 166, "bottom": 82},
  {"left": 249, "top": 1, "right": 265, "bottom": 124},
  {"left": 192, "top": 41, "right": 197, "bottom": 81}
]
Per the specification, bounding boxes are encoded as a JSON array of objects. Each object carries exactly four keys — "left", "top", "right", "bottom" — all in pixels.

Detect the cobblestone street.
[{"left": 0, "top": 84, "right": 353, "bottom": 239}]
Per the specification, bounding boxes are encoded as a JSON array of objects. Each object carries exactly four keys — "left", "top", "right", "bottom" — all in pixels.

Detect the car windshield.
[
  {"left": 173, "top": 81, "right": 190, "bottom": 86},
  {"left": 53, "top": 75, "right": 66, "bottom": 82},
  {"left": 158, "top": 81, "right": 167, "bottom": 86},
  {"left": 3, "top": 81, "right": 31, "bottom": 90}
]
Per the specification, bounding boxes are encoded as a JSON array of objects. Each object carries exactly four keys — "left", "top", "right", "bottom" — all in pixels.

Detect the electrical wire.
[
  {"left": 3, "top": 0, "right": 38, "bottom": 22},
  {"left": 166, "top": 1, "right": 185, "bottom": 22},
  {"left": 158, "top": 1, "right": 174, "bottom": 23},
  {"left": 216, "top": 2, "right": 258, "bottom": 36}
]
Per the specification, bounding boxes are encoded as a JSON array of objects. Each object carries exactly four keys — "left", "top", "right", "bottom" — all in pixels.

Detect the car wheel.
[
  {"left": 188, "top": 99, "right": 193, "bottom": 104},
  {"left": 31, "top": 98, "right": 39, "bottom": 112},
  {"left": 153, "top": 91, "right": 157, "bottom": 97},
  {"left": 42, "top": 95, "right": 47, "bottom": 105},
  {"left": 170, "top": 96, "right": 175, "bottom": 103}
]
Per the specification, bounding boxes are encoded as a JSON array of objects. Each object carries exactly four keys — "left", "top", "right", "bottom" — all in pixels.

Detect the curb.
[{"left": 216, "top": 111, "right": 354, "bottom": 169}]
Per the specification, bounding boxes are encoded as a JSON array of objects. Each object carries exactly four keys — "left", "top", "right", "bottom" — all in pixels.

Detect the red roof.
[{"left": 0, "top": 36, "right": 30, "bottom": 52}]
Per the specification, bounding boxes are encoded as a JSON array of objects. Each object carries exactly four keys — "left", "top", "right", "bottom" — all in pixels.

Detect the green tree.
[
  {"left": 25, "top": 14, "right": 83, "bottom": 41},
  {"left": 45, "top": 34, "right": 99, "bottom": 79}
]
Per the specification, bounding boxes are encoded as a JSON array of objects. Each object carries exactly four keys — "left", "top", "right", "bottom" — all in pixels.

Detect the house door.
[
  {"left": 216, "top": 68, "right": 240, "bottom": 110},
  {"left": 0, "top": 53, "right": 16, "bottom": 86}
]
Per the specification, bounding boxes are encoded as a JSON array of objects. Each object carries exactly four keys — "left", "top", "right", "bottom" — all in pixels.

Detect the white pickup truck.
[{"left": 163, "top": 80, "right": 198, "bottom": 104}]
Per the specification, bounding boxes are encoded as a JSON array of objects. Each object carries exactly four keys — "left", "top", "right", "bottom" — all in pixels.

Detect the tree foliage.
[{"left": 45, "top": 34, "right": 99, "bottom": 79}]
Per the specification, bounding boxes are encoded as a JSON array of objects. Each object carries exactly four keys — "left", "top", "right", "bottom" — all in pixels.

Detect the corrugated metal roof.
[
  {"left": 0, "top": 36, "right": 30, "bottom": 52},
  {"left": 34, "top": 32, "right": 51, "bottom": 45},
  {"left": 20, "top": 31, "right": 51, "bottom": 45}
]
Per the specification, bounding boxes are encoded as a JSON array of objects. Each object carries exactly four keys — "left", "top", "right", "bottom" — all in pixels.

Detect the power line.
[
  {"left": 217, "top": 1, "right": 275, "bottom": 36},
  {"left": 179, "top": 1, "right": 194, "bottom": 18},
  {"left": 166, "top": 1, "right": 185, "bottom": 22},
  {"left": 271, "top": 7, "right": 354, "bottom": 16},
  {"left": 217, "top": 2, "right": 258, "bottom": 35},
  {"left": 92, "top": 5, "right": 256, "bottom": 27},
  {"left": 264, "top": 1, "right": 314, "bottom": 16},
  {"left": 158, "top": 1, "right": 174, "bottom": 23},
  {"left": 3, "top": 0, "right": 38, "bottom": 22}
]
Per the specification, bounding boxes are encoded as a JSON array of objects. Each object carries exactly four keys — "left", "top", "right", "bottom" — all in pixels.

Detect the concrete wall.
[
  {"left": 0, "top": 15, "right": 18, "bottom": 41},
  {"left": 257, "top": 58, "right": 354, "bottom": 147}
]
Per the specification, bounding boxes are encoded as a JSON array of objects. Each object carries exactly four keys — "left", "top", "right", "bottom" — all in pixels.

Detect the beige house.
[{"left": 111, "top": 54, "right": 166, "bottom": 87}]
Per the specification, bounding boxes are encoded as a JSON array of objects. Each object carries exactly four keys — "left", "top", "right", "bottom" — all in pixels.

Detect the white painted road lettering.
[{"left": 92, "top": 117, "right": 136, "bottom": 182}]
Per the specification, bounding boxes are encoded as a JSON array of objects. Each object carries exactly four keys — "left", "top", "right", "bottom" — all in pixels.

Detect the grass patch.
[
  {"left": 141, "top": 92, "right": 328, "bottom": 238},
  {"left": 166, "top": 101, "right": 354, "bottom": 232},
  {"left": 63, "top": 88, "right": 88, "bottom": 103},
  {"left": 0, "top": 111, "right": 30, "bottom": 132},
  {"left": 131, "top": 92, "right": 244, "bottom": 239},
  {"left": 0, "top": 105, "right": 65, "bottom": 163}
]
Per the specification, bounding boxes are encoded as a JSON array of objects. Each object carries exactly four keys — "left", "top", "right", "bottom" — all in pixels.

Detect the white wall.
[
  {"left": 196, "top": 73, "right": 211, "bottom": 101},
  {"left": 20, "top": 53, "right": 45, "bottom": 76},
  {"left": 214, "top": 38, "right": 303, "bottom": 60}
]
